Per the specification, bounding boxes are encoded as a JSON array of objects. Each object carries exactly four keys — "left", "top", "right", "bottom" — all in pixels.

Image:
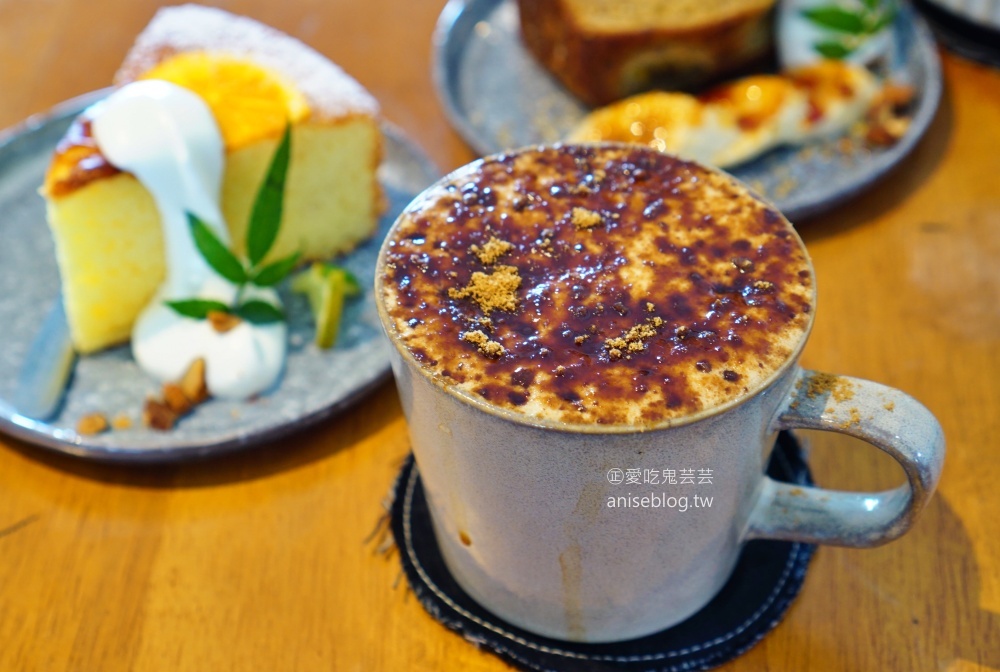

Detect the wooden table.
[{"left": 1, "top": 1, "right": 997, "bottom": 669}]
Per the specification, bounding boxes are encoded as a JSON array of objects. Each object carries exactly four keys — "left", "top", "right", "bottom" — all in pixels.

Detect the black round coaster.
[{"left": 390, "top": 432, "right": 816, "bottom": 672}]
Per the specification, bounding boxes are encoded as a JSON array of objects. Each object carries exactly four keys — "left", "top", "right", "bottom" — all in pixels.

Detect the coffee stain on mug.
[
  {"left": 435, "top": 420, "right": 470, "bottom": 542},
  {"left": 559, "top": 476, "right": 612, "bottom": 639},
  {"left": 559, "top": 543, "right": 585, "bottom": 640},
  {"left": 574, "top": 479, "right": 608, "bottom": 523}
]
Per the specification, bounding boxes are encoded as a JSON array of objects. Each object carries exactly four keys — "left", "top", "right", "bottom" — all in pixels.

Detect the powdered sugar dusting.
[{"left": 115, "top": 4, "right": 379, "bottom": 121}]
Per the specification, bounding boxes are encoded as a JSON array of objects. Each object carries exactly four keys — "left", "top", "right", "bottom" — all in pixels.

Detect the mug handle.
[{"left": 746, "top": 368, "right": 945, "bottom": 547}]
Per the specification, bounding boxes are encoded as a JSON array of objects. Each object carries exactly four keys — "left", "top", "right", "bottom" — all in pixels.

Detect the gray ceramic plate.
[
  {"left": 433, "top": 0, "right": 942, "bottom": 221},
  {"left": 0, "top": 91, "right": 438, "bottom": 462}
]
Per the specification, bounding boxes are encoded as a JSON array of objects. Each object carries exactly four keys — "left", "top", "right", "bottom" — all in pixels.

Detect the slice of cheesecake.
[{"left": 42, "top": 4, "right": 382, "bottom": 354}]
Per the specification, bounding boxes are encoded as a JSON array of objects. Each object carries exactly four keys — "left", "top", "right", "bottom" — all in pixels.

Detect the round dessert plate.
[
  {"left": 433, "top": 0, "right": 942, "bottom": 221},
  {"left": 0, "top": 91, "right": 439, "bottom": 462}
]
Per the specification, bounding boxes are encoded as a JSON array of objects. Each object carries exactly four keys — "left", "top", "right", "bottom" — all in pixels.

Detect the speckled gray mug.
[{"left": 375, "top": 152, "right": 945, "bottom": 643}]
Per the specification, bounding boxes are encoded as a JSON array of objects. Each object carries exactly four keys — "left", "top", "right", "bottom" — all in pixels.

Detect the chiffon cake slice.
[{"left": 42, "top": 4, "right": 382, "bottom": 354}]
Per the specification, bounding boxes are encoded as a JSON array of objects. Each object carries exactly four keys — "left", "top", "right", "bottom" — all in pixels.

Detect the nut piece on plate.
[
  {"left": 143, "top": 398, "right": 179, "bottom": 432},
  {"left": 143, "top": 358, "right": 211, "bottom": 431},
  {"left": 76, "top": 412, "right": 110, "bottom": 436},
  {"left": 864, "top": 83, "right": 915, "bottom": 146},
  {"left": 517, "top": 0, "right": 776, "bottom": 106},
  {"left": 180, "top": 357, "right": 210, "bottom": 405}
]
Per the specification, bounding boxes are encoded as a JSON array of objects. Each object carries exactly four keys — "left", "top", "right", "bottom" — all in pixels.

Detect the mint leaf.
[
  {"left": 814, "top": 40, "right": 854, "bottom": 59},
  {"left": 165, "top": 299, "right": 231, "bottom": 320},
  {"left": 869, "top": 8, "right": 896, "bottom": 32},
  {"left": 247, "top": 123, "right": 292, "bottom": 266},
  {"left": 236, "top": 300, "right": 285, "bottom": 324},
  {"left": 188, "top": 213, "right": 247, "bottom": 284},
  {"left": 252, "top": 251, "right": 301, "bottom": 287},
  {"left": 338, "top": 268, "right": 363, "bottom": 297},
  {"left": 802, "top": 7, "right": 865, "bottom": 33}
]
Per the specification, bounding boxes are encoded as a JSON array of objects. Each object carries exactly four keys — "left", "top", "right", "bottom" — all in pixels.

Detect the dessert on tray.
[
  {"left": 43, "top": 4, "right": 381, "bottom": 356},
  {"left": 39, "top": 5, "right": 382, "bottom": 424},
  {"left": 569, "top": 60, "right": 886, "bottom": 169}
]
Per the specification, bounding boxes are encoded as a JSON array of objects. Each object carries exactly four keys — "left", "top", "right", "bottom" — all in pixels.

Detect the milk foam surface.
[{"left": 380, "top": 145, "right": 814, "bottom": 426}]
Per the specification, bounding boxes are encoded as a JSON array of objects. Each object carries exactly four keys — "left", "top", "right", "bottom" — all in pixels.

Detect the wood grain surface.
[{"left": 0, "top": 1, "right": 997, "bottom": 670}]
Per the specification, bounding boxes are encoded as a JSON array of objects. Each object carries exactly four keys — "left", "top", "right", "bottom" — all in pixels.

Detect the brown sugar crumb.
[
  {"left": 554, "top": 365, "right": 566, "bottom": 376},
  {"left": 76, "top": 412, "right": 109, "bottom": 436},
  {"left": 470, "top": 236, "right": 514, "bottom": 265},
  {"left": 207, "top": 310, "right": 241, "bottom": 333},
  {"left": 462, "top": 330, "right": 506, "bottom": 358},
  {"left": 646, "top": 302, "right": 655, "bottom": 313},
  {"left": 571, "top": 207, "right": 603, "bottom": 230},
  {"left": 800, "top": 372, "right": 855, "bottom": 404},
  {"left": 752, "top": 280, "right": 775, "bottom": 292},
  {"left": 732, "top": 257, "right": 754, "bottom": 273},
  {"left": 832, "top": 380, "right": 855, "bottom": 403},
  {"left": 840, "top": 407, "right": 863, "bottom": 429},
  {"left": 448, "top": 265, "right": 521, "bottom": 314},
  {"left": 111, "top": 413, "right": 133, "bottom": 430},
  {"left": 605, "top": 318, "right": 661, "bottom": 357},
  {"left": 884, "top": 401, "right": 895, "bottom": 412},
  {"left": 476, "top": 316, "right": 494, "bottom": 332},
  {"left": 574, "top": 334, "right": 590, "bottom": 345}
]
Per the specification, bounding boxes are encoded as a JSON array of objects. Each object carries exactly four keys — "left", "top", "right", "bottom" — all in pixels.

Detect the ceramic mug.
[{"left": 375, "top": 150, "right": 945, "bottom": 644}]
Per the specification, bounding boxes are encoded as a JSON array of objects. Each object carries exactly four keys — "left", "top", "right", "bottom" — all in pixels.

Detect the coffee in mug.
[{"left": 376, "top": 144, "right": 944, "bottom": 642}]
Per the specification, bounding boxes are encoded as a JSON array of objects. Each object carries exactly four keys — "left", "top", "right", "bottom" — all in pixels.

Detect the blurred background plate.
[
  {"left": 0, "top": 91, "right": 438, "bottom": 463},
  {"left": 434, "top": 0, "right": 942, "bottom": 222}
]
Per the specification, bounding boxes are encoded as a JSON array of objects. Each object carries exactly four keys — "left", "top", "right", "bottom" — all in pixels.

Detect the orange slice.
[{"left": 138, "top": 51, "right": 310, "bottom": 149}]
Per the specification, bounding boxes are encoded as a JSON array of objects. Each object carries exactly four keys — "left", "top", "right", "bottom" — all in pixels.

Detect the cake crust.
[{"left": 115, "top": 4, "right": 379, "bottom": 120}]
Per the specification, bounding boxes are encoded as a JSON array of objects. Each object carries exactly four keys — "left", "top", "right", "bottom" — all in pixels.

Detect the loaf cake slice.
[{"left": 518, "top": 0, "right": 776, "bottom": 106}]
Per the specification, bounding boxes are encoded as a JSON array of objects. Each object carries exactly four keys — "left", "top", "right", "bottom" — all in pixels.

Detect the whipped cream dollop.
[{"left": 92, "top": 80, "right": 286, "bottom": 399}]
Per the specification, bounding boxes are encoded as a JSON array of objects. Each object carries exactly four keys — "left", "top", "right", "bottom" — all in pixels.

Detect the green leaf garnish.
[
  {"left": 252, "top": 251, "right": 301, "bottom": 287},
  {"left": 802, "top": 7, "right": 865, "bottom": 34},
  {"left": 803, "top": 0, "right": 896, "bottom": 60},
  {"left": 236, "top": 300, "right": 285, "bottom": 324},
  {"left": 339, "top": 268, "right": 363, "bottom": 297},
  {"left": 291, "top": 263, "right": 363, "bottom": 299},
  {"left": 165, "top": 299, "right": 231, "bottom": 319},
  {"left": 814, "top": 40, "right": 854, "bottom": 59},
  {"left": 246, "top": 123, "right": 292, "bottom": 266},
  {"left": 869, "top": 8, "right": 896, "bottom": 32},
  {"left": 188, "top": 213, "right": 247, "bottom": 284},
  {"left": 175, "top": 128, "right": 300, "bottom": 326}
]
